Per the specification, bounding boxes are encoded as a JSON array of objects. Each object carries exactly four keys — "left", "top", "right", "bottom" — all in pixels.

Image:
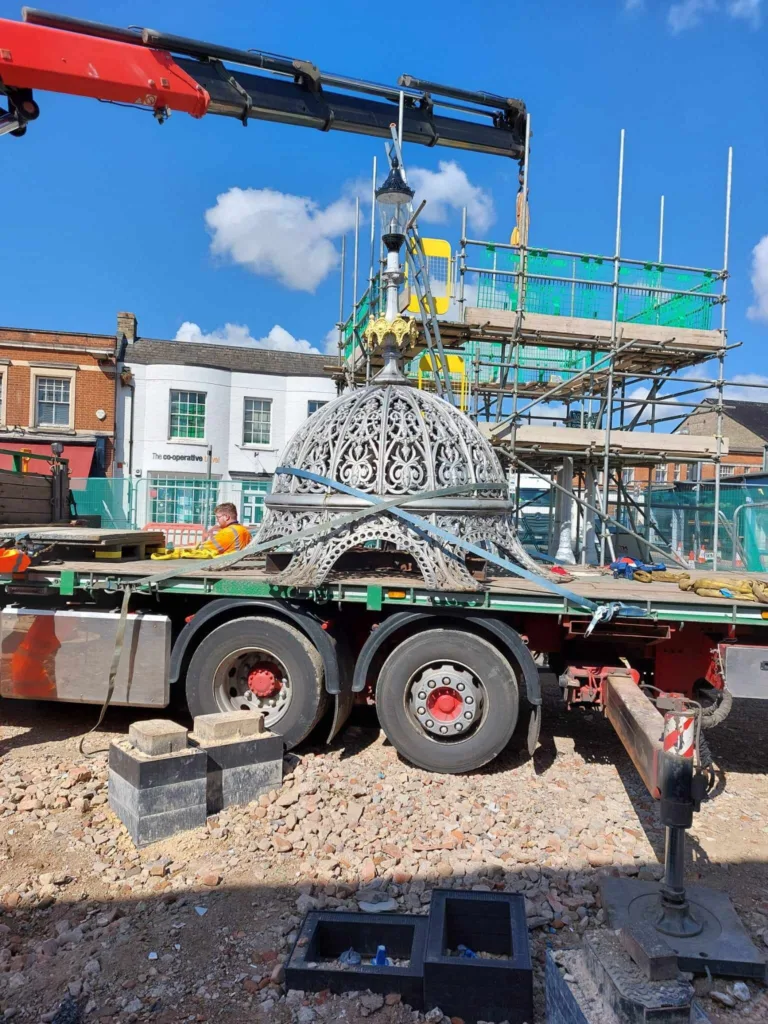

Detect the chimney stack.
[{"left": 117, "top": 311, "right": 137, "bottom": 345}]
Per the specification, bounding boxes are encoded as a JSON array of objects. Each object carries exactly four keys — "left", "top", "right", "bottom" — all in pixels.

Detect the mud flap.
[
  {"left": 326, "top": 635, "right": 355, "bottom": 743},
  {"left": 527, "top": 704, "right": 542, "bottom": 756},
  {"left": 327, "top": 685, "right": 355, "bottom": 743}
]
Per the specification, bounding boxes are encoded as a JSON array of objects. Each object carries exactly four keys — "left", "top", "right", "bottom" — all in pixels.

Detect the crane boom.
[{"left": 0, "top": 8, "right": 527, "bottom": 159}]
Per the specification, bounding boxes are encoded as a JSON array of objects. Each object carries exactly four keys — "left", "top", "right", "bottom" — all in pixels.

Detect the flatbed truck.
[{"left": 1, "top": 549, "right": 765, "bottom": 775}]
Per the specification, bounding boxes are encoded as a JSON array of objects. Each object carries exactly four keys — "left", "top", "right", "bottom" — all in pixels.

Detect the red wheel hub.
[
  {"left": 247, "top": 665, "right": 281, "bottom": 699},
  {"left": 426, "top": 687, "right": 463, "bottom": 722}
]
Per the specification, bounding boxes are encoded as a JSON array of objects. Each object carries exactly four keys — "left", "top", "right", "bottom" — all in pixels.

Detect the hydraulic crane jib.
[{"left": 0, "top": 7, "right": 527, "bottom": 157}]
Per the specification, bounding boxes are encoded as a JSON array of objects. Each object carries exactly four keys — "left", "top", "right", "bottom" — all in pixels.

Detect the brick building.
[
  {"left": 0, "top": 316, "right": 122, "bottom": 478},
  {"left": 623, "top": 398, "right": 768, "bottom": 487}
]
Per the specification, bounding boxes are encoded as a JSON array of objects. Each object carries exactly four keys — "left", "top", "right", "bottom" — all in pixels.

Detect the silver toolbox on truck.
[
  {"left": 0, "top": 607, "right": 170, "bottom": 706},
  {"left": 723, "top": 644, "right": 768, "bottom": 699}
]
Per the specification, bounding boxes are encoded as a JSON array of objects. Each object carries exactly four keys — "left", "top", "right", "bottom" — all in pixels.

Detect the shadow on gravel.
[{"left": 2, "top": 858, "right": 768, "bottom": 1024}]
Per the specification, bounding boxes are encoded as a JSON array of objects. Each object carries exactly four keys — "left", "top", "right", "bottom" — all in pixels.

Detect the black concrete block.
[
  {"left": 108, "top": 789, "right": 207, "bottom": 847},
  {"left": 286, "top": 911, "right": 428, "bottom": 1009},
  {"left": 545, "top": 950, "right": 591, "bottom": 1024},
  {"left": 109, "top": 740, "right": 207, "bottom": 789},
  {"left": 424, "top": 889, "right": 533, "bottom": 1024},
  {"left": 192, "top": 733, "right": 283, "bottom": 771},
  {"left": 190, "top": 733, "right": 283, "bottom": 814},
  {"left": 108, "top": 741, "right": 207, "bottom": 847},
  {"left": 584, "top": 931, "right": 693, "bottom": 1024}
]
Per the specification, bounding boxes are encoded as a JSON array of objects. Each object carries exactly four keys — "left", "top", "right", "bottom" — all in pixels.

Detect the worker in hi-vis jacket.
[
  {"left": 201, "top": 502, "right": 252, "bottom": 555},
  {"left": 151, "top": 502, "right": 252, "bottom": 560}
]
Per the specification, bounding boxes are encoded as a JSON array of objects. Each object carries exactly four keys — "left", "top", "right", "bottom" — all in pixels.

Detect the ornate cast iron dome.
[
  {"left": 257, "top": 379, "right": 541, "bottom": 591},
  {"left": 257, "top": 160, "right": 542, "bottom": 591}
]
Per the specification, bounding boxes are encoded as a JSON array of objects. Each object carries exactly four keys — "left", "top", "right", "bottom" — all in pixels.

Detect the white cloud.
[
  {"left": 408, "top": 161, "right": 495, "bottom": 234},
  {"left": 726, "top": 374, "right": 768, "bottom": 401},
  {"left": 323, "top": 328, "right": 340, "bottom": 355},
  {"left": 204, "top": 187, "right": 357, "bottom": 293},
  {"left": 624, "top": 0, "right": 645, "bottom": 10},
  {"left": 728, "top": 0, "right": 762, "bottom": 25},
  {"left": 667, "top": 0, "right": 761, "bottom": 29},
  {"left": 175, "top": 321, "right": 325, "bottom": 354},
  {"left": 668, "top": 0, "right": 716, "bottom": 32},
  {"left": 748, "top": 235, "right": 768, "bottom": 322},
  {"left": 627, "top": 384, "right": 684, "bottom": 424}
]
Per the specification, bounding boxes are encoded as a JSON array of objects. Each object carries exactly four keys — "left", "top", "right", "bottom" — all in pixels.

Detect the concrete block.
[
  {"left": 108, "top": 739, "right": 207, "bottom": 847},
  {"left": 584, "top": 931, "right": 693, "bottom": 1024},
  {"left": 128, "top": 719, "right": 188, "bottom": 756},
  {"left": 192, "top": 711, "right": 264, "bottom": 742},
  {"left": 190, "top": 731, "right": 283, "bottom": 815},
  {"left": 620, "top": 922, "right": 678, "bottom": 981},
  {"left": 424, "top": 889, "right": 533, "bottom": 1024},
  {"left": 545, "top": 950, "right": 595, "bottom": 1024}
]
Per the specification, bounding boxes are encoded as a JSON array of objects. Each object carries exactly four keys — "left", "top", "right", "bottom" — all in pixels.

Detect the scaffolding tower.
[{"left": 330, "top": 127, "right": 762, "bottom": 572}]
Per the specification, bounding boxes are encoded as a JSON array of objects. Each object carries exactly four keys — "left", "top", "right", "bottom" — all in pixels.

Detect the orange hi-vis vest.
[{"left": 201, "top": 522, "right": 252, "bottom": 556}]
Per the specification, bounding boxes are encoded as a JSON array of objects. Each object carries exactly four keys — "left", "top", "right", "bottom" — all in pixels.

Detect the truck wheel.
[
  {"left": 375, "top": 629, "right": 519, "bottom": 774},
  {"left": 185, "top": 617, "right": 328, "bottom": 750}
]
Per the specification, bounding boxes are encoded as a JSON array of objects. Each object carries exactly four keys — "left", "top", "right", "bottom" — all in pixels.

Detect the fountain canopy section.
[
  {"left": 257, "top": 156, "right": 539, "bottom": 591},
  {"left": 258, "top": 382, "right": 529, "bottom": 590}
]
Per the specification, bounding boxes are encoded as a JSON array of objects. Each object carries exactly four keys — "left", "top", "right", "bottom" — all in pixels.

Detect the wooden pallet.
[{"left": 0, "top": 526, "right": 166, "bottom": 561}]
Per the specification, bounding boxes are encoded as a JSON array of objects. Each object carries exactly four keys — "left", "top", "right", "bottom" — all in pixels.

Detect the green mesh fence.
[
  {"left": 620, "top": 482, "right": 768, "bottom": 570},
  {"left": 342, "top": 277, "right": 382, "bottom": 361},
  {"left": 475, "top": 249, "right": 718, "bottom": 330},
  {"left": 69, "top": 478, "right": 134, "bottom": 529}
]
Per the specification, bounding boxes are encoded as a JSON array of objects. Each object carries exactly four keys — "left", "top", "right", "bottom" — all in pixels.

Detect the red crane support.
[{"left": 0, "top": 19, "right": 209, "bottom": 119}]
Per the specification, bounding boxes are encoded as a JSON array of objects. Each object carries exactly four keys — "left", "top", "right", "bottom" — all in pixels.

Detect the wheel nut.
[
  {"left": 427, "top": 679, "right": 436, "bottom": 688},
  {"left": 417, "top": 707, "right": 426, "bottom": 715},
  {"left": 456, "top": 682, "right": 465, "bottom": 691},
  {"left": 463, "top": 711, "right": 473, "bottom": 720},
  {"left": 425, "top": 719, "right": 434, "bottom": 728},
  {"left": 418, "top": 691, "right": 426, "bottom": 700},
  {"left": 455, "top": 722, "right": 463, "bottom": 731},
  {"left": 465, "top": 696, "right": 474, "bottom": 705},
  {"left": 442, "top": 677, "right": 451, "bottom": 685},
  {"left": 439, "top": 725, "right": 448, "bottom": 734}
]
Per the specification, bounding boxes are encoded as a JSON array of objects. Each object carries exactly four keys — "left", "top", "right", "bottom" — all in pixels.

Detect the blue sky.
[{"left": 2, "top": 0, "right": 767, "bottom": 389}]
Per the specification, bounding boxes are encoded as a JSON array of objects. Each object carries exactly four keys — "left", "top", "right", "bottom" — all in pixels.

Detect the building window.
[
  {"left": 243, "top": 398, "right": 271, "bottom": 446},
  {"left": 622, "top": 467, "right": 635, "bottom": 485},
  {"left": 308, "top": 400, "right": 328, "bottom": 417},
  {"left": 169, "top": 390, "right": 206, "bottom": 440},
  {"left": 673, "top": 463, "right": 682, "bottom": 482},
  {"left": 36, "top": 376, "right": 71, "bottom": 427},
  {"left": 654, "top": 465, "right": 667, "bottom": 483},
  {"left": 241, "top": 480, "right": 271, "bottom": 526},
  {"left": 148, "top": 474, "right": 217, "bottom": 525}
]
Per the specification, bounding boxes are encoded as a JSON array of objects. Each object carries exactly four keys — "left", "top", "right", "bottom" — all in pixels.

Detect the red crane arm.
[
  {"left": 0, "top": 9, "right": 527, "bottom": 159},
  {"left": 0, "top": 19, "right": 209, "bottom": 118}
]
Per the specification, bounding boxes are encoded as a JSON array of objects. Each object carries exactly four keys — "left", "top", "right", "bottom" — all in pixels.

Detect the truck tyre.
[
  {"left": 375, "top": 628, "right": 519, "bottom": 774},
  {"left": 185, "top": 617, "right": 328, "bottom": 750}
]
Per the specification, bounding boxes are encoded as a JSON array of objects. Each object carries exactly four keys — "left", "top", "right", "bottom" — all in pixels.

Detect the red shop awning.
[{"left": 0, "top": 442, "right": 94, "bottom": 487}]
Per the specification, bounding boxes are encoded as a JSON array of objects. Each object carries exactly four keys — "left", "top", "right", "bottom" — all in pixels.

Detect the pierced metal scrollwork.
[{"left": 258, "top": 382, "right": 543, "bottom": 592}]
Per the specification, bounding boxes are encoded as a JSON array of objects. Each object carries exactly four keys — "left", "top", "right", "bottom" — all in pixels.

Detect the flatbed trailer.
[{"left": 2, "top": 551, "right": 766, "bottom": 774}]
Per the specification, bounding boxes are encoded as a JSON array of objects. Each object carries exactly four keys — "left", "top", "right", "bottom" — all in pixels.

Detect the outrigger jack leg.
[{"left": 600, "top": 684, "right": 767, "bottom": 981}]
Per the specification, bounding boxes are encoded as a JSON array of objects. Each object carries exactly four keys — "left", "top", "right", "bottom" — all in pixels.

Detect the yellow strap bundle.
[
  {"left": 150, "top": 546, "right": 216, "bottom": 561},
  {"left": 633, "top": 569, "right": 691, "bottom": 584},
  {"left": 678, "top": 575, "right": 768, "bottom": 603}
]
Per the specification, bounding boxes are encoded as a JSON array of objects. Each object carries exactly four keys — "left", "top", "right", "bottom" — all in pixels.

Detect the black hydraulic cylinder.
[
  {"left": 399, "top": 74, "right": 526, "bottom": 116},
  {"left": 22, "top": 6, "right": 142, "bottom": 44},
  {"left": 178, "top": 58, "right": 525, "bottom": 159},
  {"left": 658, "top": 748, "right": 695, "bottom": 829}
]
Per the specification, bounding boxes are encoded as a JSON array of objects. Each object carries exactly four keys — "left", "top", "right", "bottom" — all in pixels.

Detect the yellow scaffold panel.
[
  {"left": 417, "top": 352, "right": 468, "bottom": 412},
  {"left": 406, "top": 238, "right": 452, "bottom": 316}
]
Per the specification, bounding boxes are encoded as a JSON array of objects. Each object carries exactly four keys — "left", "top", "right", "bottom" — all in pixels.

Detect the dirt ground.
[{"left": 1, "top": 677, "right": 768, "bottom": 1024}]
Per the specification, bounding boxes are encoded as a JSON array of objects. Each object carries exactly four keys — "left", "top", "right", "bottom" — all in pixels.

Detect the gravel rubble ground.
[{"left": 1, "top": 678, "right": 768, "bottom": 1023}]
